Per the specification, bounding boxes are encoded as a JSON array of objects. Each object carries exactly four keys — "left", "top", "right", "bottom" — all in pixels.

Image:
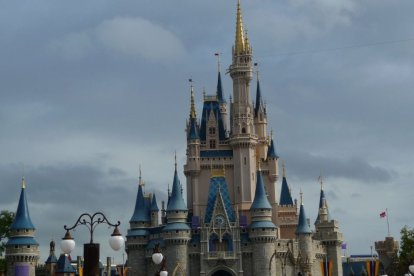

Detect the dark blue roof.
[
  {"left": 45, "top": 253, "right": 58, "bottom": 264},
  {"left": 250, "top": 171, "right": 272, "bottom": 210},
  {"left": 254, "top": 80, "right": 265, "bottom": 117},
  {"left": 126, "top": 229, "right": 150, "bottom": 237},
  {"left": 199, "top": 99, "right": 226, "bottom": 141},
  {"left": 279, "top": 177, "right": 294, "bottom": 205},
  {"left": 200, "top": 150, "right": 233, "bottom": 158},
  {"left": 162, "top": 222, "right": 191, "bottom": 232},
  {"left": 267, "top": 138, "right": 279, "bottom": 159},
  {"left": 204, "top": 176, "right": 236, "bottom": 223},
  {"left": 315, "top": 188, "right": 330, "bottom": 224},
  {"left": 11, "top": 187, "right": 35, "bottom": 230},
  {"left": 216, "top": 71, "right": 225, "bottom": 103},
  {"left": 188, "top": 117, "right": 200, "bottom": 140},
  {"left": 151, "top": 194, "right": 159, "bottom": 211},
  {"left": 56, "top": 254, "right": 76, "bottom": 273},
  {"left": 249, "top": 220, "right": 276, "bottom": 229},
  {"left": 166, "top": 166, "right": 187, "bottom": 211},
  {"left": 6, "top": 236, "right": 38, "bottom": 246},
  {"left": 296, "top": 204, "right": 312, "bottom": 234},
  {"left": 130, "top": 185, "right": 150, "bottom": 223}
]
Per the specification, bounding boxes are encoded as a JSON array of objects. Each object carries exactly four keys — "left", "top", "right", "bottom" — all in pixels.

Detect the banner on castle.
[
  {"left": 78, "top": 267, "right": 83, "bottom": 276},
  {"left": 366, "top": 260, "right": 380, "bottom": 276},
  {"left": 117, "top": 266, "right": 128, "bottom": 276},
  {"left": 320, "top": 260, "right": 332, "bottom": 276}
]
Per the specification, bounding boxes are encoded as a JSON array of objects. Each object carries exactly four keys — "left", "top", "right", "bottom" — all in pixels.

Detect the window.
[
  {"left": 242, "top": 127, "right": 246, "bottom": 134},
  {"left": 209, "top": 127, "right": 216, "bottom": 135},
  {"left": 209, "top": 140, "right": 216, "bottom": 149}
]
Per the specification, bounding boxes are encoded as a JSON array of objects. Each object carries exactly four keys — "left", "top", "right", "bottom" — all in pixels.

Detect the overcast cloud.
[{"left": 0, "top": 0, "right": 413, "bottom": 263}]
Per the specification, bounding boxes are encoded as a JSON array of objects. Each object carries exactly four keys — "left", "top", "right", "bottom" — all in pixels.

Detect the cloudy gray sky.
[{"left": 1, "top": 0, "right": 413, "bottom": 263}]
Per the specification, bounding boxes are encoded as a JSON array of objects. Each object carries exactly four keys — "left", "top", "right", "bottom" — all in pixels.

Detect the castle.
[
  {"left": 4, "top": 1, "right": 345, "bottom": 276},
  {"left": 125, "top": 1, "right": 343, "bottom": 275}
]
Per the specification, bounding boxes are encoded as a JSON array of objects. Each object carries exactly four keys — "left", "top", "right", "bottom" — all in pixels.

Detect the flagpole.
[{"left": 386, "top": 208, "right": 390, "bottom": 237}]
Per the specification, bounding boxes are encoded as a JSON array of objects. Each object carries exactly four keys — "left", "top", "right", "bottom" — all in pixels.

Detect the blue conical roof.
[
  {"left": 296, "top": 203, "right": 312, "bottom": 234},
  {"left": 56, "top": 254, "right": 76, "bottom": 273},
  {"left": 188, "top": 117, "right": 200, "bottom": 140},
  {"left": 11, "top": 184, "right": 35, "bottom": 230},
  {"left": 167, "top": 165, "right": 187, "bottom": 211},
  {"left": 130, "top": 185, "right": 150, "bottom": 223},
  {"left": 315, "top": 188, "right": 330, "bottom": 224},
  {"left": 267, "top": 138, "right": 279, "bottom": 159},
  {"left": 279, "top": 177, "right": 294, "bottom": 205},
  {"left": 250, "top": 171, "right": 272, "bottom": 210},
  {"left": 150, "top": 194, "right": 159, "bottom": 212},
  {"left": 254, "top": 79, "right": 264, "bottom": 117},
  {"left": 217, "top": 71, "right": 224, "bottom": 102}
]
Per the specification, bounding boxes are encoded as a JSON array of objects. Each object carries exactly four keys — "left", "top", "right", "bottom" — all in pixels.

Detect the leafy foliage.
[
  {"left": 397, "top": 226, "right": 414, "bottom": 274},
  {"left": 0, "top": 210, "right": 15, "bottom": 256}
]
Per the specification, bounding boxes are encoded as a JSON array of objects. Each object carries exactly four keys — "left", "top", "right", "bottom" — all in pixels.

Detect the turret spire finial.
[
  {"left": 215, "top": 52, "right": 221, "bottom": 72},
  {"left": 318, "top": 171, "right": 324, "bottom": 190},
  {"left": 282, "top": 160, "right": 286, "bottom": 178},
  {"left": 21, "top": 176, "right": 26, "bottom": 189},
  {"left": 189, "top": 80, "right": 196, "bottom": 119},
  {"left": 174, "top": 151, "right": 177, "bottom": 171},
  {"left": 300, "top": 188, "right": 304, "bottom": 205}
]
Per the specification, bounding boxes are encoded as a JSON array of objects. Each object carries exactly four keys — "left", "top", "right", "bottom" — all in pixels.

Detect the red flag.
[{"left": 380, "top": 211, "right": 386, "bottom": 218}]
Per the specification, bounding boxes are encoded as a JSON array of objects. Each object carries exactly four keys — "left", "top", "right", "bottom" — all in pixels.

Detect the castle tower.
[
  {"left": 44, "top": 240, "right": 58, "bottom": 276},
  {"left": 125, "top": 173, "right": 151, "bottom": 276},
  {"left": 216, "top": 58, "right": 228, "bottom": 132},
  {"left": 150, "top": 194, "right": 160, "bottom": 227},
  {"left": 314, "top": 184, "right": 344, "bottom": 276},
  {"left": 228, "top": 0, "right": 258, "bottom": 217},
  {"left": 254, "top": 71, "right": 268, "bottom": 161},
  {"left": 5, "top": 177, "right": 40, "bottom": 276},
  {"left": 163, "top": 159, "right": 191, "bottom": 274},
  {"left": 276, "top": 164, "right": 298, "bottom": 239},
  {"left": 296, "top": 192, "right": 313, "bottom": 276},
  {"left": 249, "top": 169, "right": 277, "bottom": 276}
]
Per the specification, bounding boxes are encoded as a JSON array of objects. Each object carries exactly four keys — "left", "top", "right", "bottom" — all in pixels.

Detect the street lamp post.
[
  {"left": 60, "top": 212, "right": 124, "bottom": 276},
  {"left": 152, "top": 243, "right": 168, "bottom": 276}
]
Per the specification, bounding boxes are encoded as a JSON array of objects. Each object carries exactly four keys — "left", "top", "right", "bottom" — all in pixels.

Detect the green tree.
[
  {"left": 0, "top": 210, "right": 15, "bottom": 256},
  {"left": 397, "top": 226, "right": 414, "bottom": 274}
]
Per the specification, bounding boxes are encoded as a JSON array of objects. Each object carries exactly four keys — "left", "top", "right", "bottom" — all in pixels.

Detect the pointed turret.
[
  {"left": 188, "top": 85, "right": 200, "bottom": 140},
  {"left": 267, "top": 131, "right": 279, "bottom": 160},
  {"left": 6, "top": 177, "right": 40, "bottom": 275},
  {"left": 279, "top": 164, "right": 293, "bottom": 205},
  {"left": 130, "top": 177, "right": 150, "bottom": 224},
  {"left": 11, "top": 177, "right": 35, "bottom": 230},
  {"left": 217, "top": 71, "right": 224, "bottom": 103},
  {"left": 167, "top": 160, "right": 187, "bottom": 212},
  {"left": 151, "top": 194, "right": 159, "bottom": 212},
  {"left": 315, "top": 178, "right": 330, "bottom": 224},
  {"left": 254, "top": 77, "right": 265, "bottom": 117},
  {"left": 56, "top": 254, "right": 76, "bottom": 274},
  {"left": 250, "top": 170, "right": 272, "bottom": 210},
  {"left": 296, "top": 192, "right": 312, "bottom": 234}
]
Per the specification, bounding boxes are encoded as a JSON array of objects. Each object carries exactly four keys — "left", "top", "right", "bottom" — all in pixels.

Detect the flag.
[
  {"left": 366, "top": 260, "right": 379, "bottom": 276},
  {"left": 214, "top": 53, "right": 220, "bottom": 56},
  {"left": 341, "top": 243, "right": 347, "bottom": 250},
  {"left": 380, "top": 211, "right": 386, "bottom": 218},
  {"left": 254, "top": 62, "right": 258, "bottom": 66},
  {"left": 320, "top": 260, "right": 332, "bottom": 276}
]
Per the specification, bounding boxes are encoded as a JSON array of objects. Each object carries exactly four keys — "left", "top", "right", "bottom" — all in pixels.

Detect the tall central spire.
[{"left": 234, "top": 0, "right": 249, "bottom": 55}]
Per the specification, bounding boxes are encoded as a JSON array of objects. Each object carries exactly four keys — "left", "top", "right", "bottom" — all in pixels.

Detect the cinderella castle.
[
  {"left": 125, "top": 1, "right": 344, "bottom": 275},
  {"left": 4, "top": 1, "right": 345, "bottom": 276}
]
